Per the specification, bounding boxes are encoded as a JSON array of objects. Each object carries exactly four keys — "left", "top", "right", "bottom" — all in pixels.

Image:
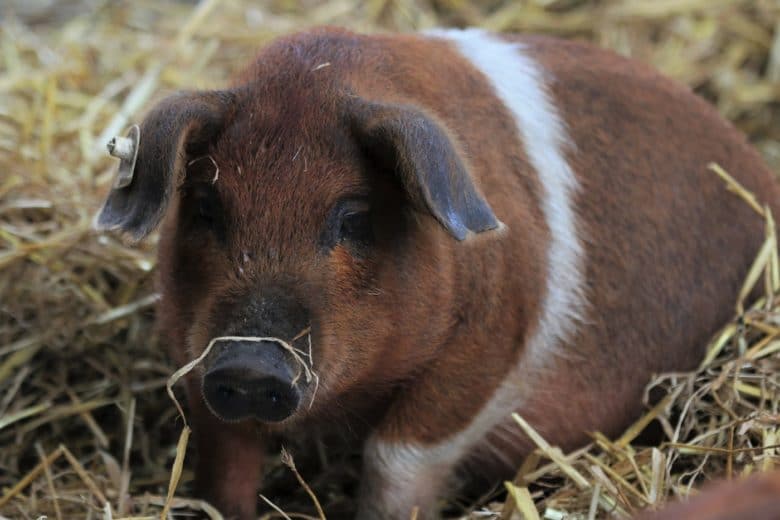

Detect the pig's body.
[
  {"left": 635, "top": 471, "right": 780, "bottom": 520},
  {"left": 96, "top": 28, "right": 779, "bottom": 519}
]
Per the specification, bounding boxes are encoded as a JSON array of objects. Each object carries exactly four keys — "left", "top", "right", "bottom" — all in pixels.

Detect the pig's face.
[
  {"left": 96, "top": 83, "right": 499, "bottom": 426},
  {"left": 158, "top": 91, "right": 412, "bottom": 424}
]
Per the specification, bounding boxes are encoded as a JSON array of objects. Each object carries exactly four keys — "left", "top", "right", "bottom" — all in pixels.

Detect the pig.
[
  {"left": 95, "top": 27, "right": 780, "bottom": 519},
  {"left": 634, "top": 471, "right": 780, "bottom": 520}
]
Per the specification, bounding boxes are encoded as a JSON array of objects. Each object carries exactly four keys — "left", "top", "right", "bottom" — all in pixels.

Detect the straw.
[{"left": 1, "top": 1, "right": 778, "bottom": 518}]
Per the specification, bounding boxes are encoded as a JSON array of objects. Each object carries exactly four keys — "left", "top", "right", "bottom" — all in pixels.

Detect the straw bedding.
[{"left": 1, "top": 1, "right": 778, "bottom": 518}]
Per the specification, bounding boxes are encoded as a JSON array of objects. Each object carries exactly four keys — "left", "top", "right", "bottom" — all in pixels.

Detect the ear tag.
[{"left": 106, "top": 124, "right": 140, "bottom": 189}]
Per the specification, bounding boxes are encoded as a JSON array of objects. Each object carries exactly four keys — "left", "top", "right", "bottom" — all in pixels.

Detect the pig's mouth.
[{"left": 200, "top": 337, "right": 314, "bottom": 423}]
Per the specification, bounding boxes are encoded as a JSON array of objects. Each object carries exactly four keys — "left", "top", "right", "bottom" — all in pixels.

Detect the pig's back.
[
  {"left": 527, "top": 34, "right": 777, "bottom": 364},
  {"left": 517, "top": 35, "right": 777, "bottom": 442},
  {"left": 421, "top": 30, "right": 778, "bottom": 449}
]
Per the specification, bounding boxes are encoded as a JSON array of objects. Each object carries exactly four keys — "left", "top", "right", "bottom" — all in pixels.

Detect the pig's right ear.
[{"left": 94, "top": 91, "right": 233, "bottom": 241}]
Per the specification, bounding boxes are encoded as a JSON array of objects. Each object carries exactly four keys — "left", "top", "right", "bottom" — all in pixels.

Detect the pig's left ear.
[{"left": 349, "top": 101, "right": 499, "bottom": 241}]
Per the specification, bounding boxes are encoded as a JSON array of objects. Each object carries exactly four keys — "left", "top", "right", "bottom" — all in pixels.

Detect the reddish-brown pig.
[
  {"left": 95, "top": 27, "right": 780, "bottom": 519},
  {"left": 635, "top": 471, "right": 780, "bottom": 520}
]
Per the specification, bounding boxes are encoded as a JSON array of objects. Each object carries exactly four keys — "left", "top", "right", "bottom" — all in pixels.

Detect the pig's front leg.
[
  {"left": 186, "top": 377, "right": 265, "bottom": 520},
  {"left": 358, "top": 436, "right": 455, "bottom": 519},
  {"left": 356, "top": 372, "right": 509, "bottom": 519}
]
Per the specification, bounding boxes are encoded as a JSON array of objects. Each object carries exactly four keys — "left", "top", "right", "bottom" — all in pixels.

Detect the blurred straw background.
[{"left": 0, "top": 0, "right": 779, "bottom": 518}]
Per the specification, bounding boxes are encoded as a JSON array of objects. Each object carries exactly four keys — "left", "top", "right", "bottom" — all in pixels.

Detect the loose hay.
[{"left": 1, "top": 1, "right": 779, "bottom": 519}]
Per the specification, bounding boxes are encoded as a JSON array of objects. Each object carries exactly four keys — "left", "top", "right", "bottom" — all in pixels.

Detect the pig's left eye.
[
  {"left": 339, "top": 211, "right": 372, "bottom": 244},
  {"left": 322, "top": 199, "right": 373, "bottom": 250}
]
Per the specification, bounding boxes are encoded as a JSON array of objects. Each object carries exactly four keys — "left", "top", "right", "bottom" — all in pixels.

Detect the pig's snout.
[{"left": 202, "top": 340, "right": 302, "bottom": 423}]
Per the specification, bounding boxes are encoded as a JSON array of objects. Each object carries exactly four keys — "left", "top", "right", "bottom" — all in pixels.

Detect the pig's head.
[{"left": 95, "top": 78, "right": 500, "bottom": 426}]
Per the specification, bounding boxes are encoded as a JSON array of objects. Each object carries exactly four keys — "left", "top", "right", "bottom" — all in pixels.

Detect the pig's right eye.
[
  {"left": 195, "top": 196, "right": 216, "bottom": 226},
  {"left": 182, "top": 184, "right": 225, "bottom": 240}
]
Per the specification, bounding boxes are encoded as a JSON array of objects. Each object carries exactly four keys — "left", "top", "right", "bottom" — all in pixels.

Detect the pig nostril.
[{"left": 217, "top": 384, "right": 235, "bottom": 400}]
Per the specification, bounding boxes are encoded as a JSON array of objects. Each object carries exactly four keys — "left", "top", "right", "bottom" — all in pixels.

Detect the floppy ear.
[
  {"left": 94, "top": 90, "right": 234, "bottom": 241},
  {"left": 348, "top": 100, "right": 499, "bottom": 240}
]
